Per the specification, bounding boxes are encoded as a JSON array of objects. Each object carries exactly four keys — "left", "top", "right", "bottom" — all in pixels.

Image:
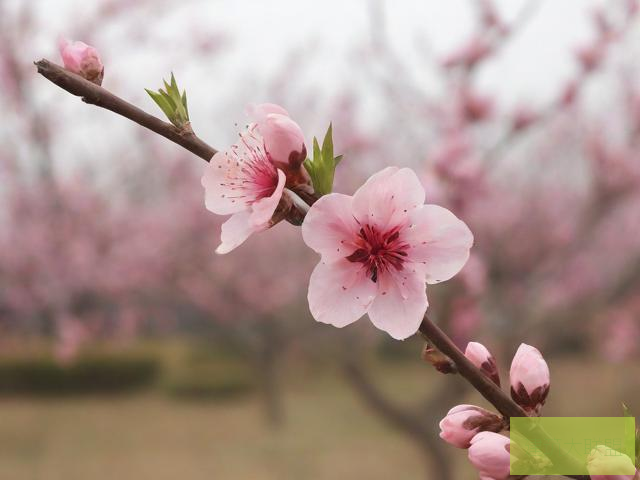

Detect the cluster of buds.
[{"left": 438, "top": 342, "right": 551, "bottom": 479}]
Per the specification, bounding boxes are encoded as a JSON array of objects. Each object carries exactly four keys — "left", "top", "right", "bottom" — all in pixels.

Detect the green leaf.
[
  {"left": 303, "top": 124, "right": 341, "bottom": 196},
  {"left": 333, "top": 154, "right": 343, "bottom": 166},
  {"left": 146, "top": 73, "right": 190, "bottom": 128},
  {"left": 322, "top": 123, "right": 333, "bottom": 165},
  {"left": 145, "top": 89, "right": 175, "bottom": 120}
]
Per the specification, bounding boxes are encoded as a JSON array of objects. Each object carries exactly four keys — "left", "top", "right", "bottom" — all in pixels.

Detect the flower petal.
[
  {"left": 302, "top": 193, "right": 360, "bottom": 262},
  {"left": 367, "top": 272, "right": 428, "bottom": 340},
  {"left": 352, "top": 167, "right": 425, "bottom": 229},
  {"left": 307, "top": 259, "right": 376, "bottom": 328},
  {"left": 216, "top": 212, "right": 265, "bottom": 254},
  {"left": 403, "top": 204, "right": 474, "bottom": 284},
  {"left": 259, "top": 114, "right": 306, "bottom": 167},
  {"left": 202, "top": 151, "right": 250, "bottom": 216},
  {"left": 246, "top": 103, "right": 290, "bottom": 121},
  {"left": 249, "top": 169, "right": 286, "bottom": 226}
]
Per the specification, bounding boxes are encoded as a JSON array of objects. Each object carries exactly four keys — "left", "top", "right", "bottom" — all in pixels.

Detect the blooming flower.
[
  {"left": 58, "top": 37, "right": 104, "bottom": 85},
  {"left": 201, "top": 104, "right": 306, "bottom": 254},
  {"left": 439, "top": 404, "right": 503, "bottom": 449},
  {"left": 510, "top": 343, "right": 550, "bottom": 415},
  {"left": 465, "top": 341, "right": 501, "bottom": 386},
  {"left": 302, "top": 167, "right": 473, "bottom": 340},
  {"left": 468, "top": 431, "right": 511, "bottom": 480}
]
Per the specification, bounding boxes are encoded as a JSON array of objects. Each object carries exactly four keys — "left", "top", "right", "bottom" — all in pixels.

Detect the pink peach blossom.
[
  {"left": 468, "top": 431, "right": 511, "bottom": 480},
  {"left": 202, "top": 126, "right": 286, "bottom": 254},
  {"left": 302, "top": 167, "right": 473, "bottom": 340},
  {"left": 439, "top": 404, "right": 503, "bottom": 449},
  {"left": 510, "top": 343, "right": 550, "bottom": 415},
  {"left": 465, "top": 341, "right": 500, "bottom": 386},
  {"left": 58, "top": 37, "right": 104, "bottom": 85}
]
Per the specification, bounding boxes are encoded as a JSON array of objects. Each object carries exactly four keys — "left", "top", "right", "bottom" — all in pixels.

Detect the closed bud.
[
  {"left": 587, "top": 445, "right": 637, "bottom": 478},
  {"left": 468, "top": 431, "right": 512, "bottom": 480},
  {"left": 422, "top": 344, "right": 457, "bottom": 374},
  {"left": 465, "top": 341, "right": 501, "bottom": 386},
  {"left": 58, "top": 37, "right": 104, "bottom": 85},
  {"left": 509, "top": 343, "right": 550, "bottom": 415},
  {"left": 439, "top": 404, "right": 504, "bottom": 449}
]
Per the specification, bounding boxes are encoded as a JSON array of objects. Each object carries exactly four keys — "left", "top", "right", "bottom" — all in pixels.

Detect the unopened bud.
[
  {"left": 439, "top": 404, "right": 504, "bottom": 449},
  {"left": 465, "top": 341, "right": 501, "bottom": 386},
  {"left": 509, "top": 343, "right": 550, "bottom": 415},
  {"left": 58, "top": 37, "right": 104, "bottom": 85},
  {"left": 468, "top": 432, "right": 512, "bottom": 480},
  {"left": 587, "top": 445, "right": 637, "bottom": 478}
]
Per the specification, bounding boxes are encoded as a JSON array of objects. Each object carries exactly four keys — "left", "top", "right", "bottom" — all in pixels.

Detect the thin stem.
[{"left": 35, "top": 59, "right": 216, "bottom": 161}]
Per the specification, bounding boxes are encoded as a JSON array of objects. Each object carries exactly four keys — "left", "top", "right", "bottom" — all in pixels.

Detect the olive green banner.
[{"left": 510, "top": 417, "right": 636, "bottom": 475}]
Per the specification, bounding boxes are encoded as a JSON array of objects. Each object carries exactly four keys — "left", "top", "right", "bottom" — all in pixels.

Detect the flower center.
[
  {"left": 346, "top": 224, "right": 409, "bottom": 282},
  {"left": 220, "top": 128, "right": 279, "bottom": 204}
]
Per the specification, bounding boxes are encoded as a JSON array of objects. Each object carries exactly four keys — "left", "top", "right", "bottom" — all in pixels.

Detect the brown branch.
[
  {"left": 34, "top": 59, "right": 216, "bottom": 162},
  {"left": 418, "top": 316, "right": 527, "bottom": 419}
]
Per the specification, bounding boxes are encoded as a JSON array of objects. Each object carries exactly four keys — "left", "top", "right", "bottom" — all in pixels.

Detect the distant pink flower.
[
  {"left": 510, "top": 343, "right": 550, "bottom": 415},
  {"left": 465, "top": 341, "right": 500, "bottom": 386},
  {"left": 58, "top": 37, "right": 104, "bottom": 85},
  {"left": 302, "top": 167, "right": 473, "bottom": 340},
  {"left": 439, "top": 404, "right": 503, "bottom": 449},
  {"left": 468, "top": 432, "right": 511, "bottom": 480}
]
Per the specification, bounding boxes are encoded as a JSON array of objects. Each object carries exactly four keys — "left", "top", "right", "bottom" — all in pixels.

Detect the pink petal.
[
  {"left": 201, "top": 151, "right": 250, "bottom": 216},
  {"left": 246, "top": 103, "right": 290, "bottom": 121},
  {"left": 216, "top": 212, "right": 265, "bottom": 254},
  {"left": 259, "top": 113, "right": 306, "bottom": 167},
  {"left": 367, "top": 272, "right": 428, "bottom": 340},
  {"left": 249, "top": 169, "right": 285, "bottom": 226},
  {"left": 301, "top": 193, "right": 359, "bottom": 262},
  {"left": 404, "top": 204, "right": 474, "bottom": 284},
  {"left": 307, "top": 259, "right": 377, "bottom": 328},
  {"left": 352, "top": 167, "right": 425, "bottom": 229}
]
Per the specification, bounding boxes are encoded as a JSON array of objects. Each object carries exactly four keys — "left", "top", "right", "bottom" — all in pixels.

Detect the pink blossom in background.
[
  {"left": 467, "top": 431, "right": 511, "bottom": 480},
  {"left": 302, "top": 167, "right": 473, "bottom": 340},
  {"left": 439, "top": 404, "right": 502, "bottom": 449},
  {"left": 58, "top": 37, "right": 104, "bottom": 85},
  {"left": 202, "top": 103, "right": 309, "bottom": 254},
  {"left": 510, "top": 343, "right": 550, "bottom": 415},
  {"left": 601, "top": 309, "right": 640, "bottom": 362}
]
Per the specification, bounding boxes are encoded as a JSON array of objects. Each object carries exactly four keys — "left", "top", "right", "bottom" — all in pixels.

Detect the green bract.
[
  {"left": 145, "top": 73, "right": 190, "bottom": 129},
  {"left": 303, "top": 123, "right": 343, "bottom": 196}
]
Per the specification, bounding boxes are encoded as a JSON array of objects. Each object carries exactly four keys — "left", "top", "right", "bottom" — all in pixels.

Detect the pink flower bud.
[
  {"left": 439, "top": 404, "right": 503, "bottom": 449},
  {"left": 468, "top": 432, "right": 511, "bottom": 480},
  {"left": 587, "top": 445, "right": 637, "bottom": 478},
  {"left": 465, "top": 342, "right": 501, "bottom": 386},
  {"left": 247, "top": 103, "right": 307, "bottom": 170},
  {"left": 509, "top": 343, "right": 550, "bottom": 414},
  {"left": 58, "top": 37, "right": 104, "bottom": 85}
]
